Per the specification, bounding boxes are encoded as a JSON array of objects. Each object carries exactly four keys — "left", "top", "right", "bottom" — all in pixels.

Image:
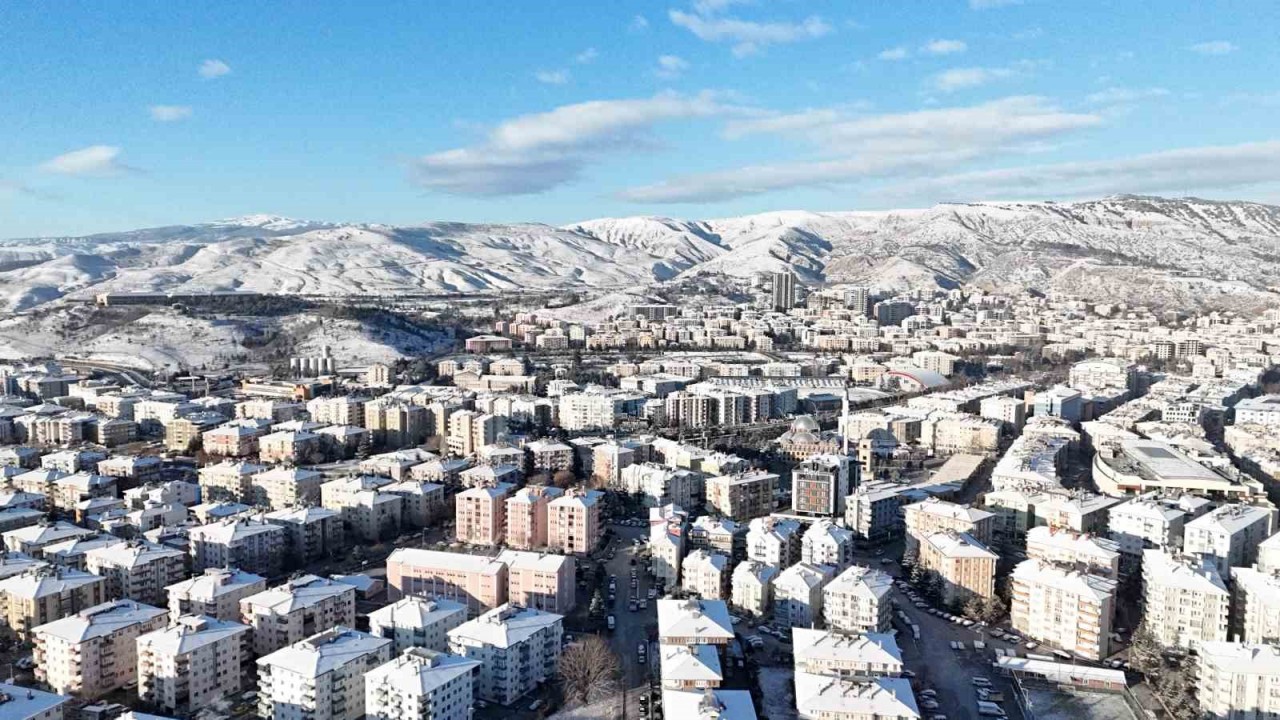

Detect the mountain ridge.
[{"left": 3, "top": 195, "right": 1280, "bottom": 313}]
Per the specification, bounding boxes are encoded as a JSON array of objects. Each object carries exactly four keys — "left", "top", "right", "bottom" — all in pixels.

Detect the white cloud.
[
  {"left": 618, "top": 96, "right": 1102, "bottom": 202},
  {"left": 877, "top": 47, "right": 909, "bottom": 61},
  {"left": 198, "top": 59, "right": 231, "bottom": 79},
  {"left": 412, "top": 92, "right": 753, "bottom": 195},
  {"left": 883, "top": 140, "right": 1280, "bottom": 201},
  {"left": 535, "top": 69, "right": 570, "bottom": 85},
  {"left": 693, "top": 0, "right": 751, "bottom": 13},
  {"left": 40, "top": 145, "right": 130, "bottom": 176},
  {"left": 1084, "top": 87, "right": 1170, "bottom": 106},
  {"left": 629, "top": 15, "right": 649, "bottom": 31},
  {"left": 668, "top": 8, "right": 832, "bottom": 57},
  {"left": 969, "top": 0, "right": 1023, "bottom": 8},
  {"left": 1190, "top": 41, "right": 1237, "bottom": 55},
  {"left": 575, "top": 48, "right": 599, "bottom": 64},
  {"left": 656, "top": 55, "right": 690, "bottom": 80},
  {"left": 923, "top": 39, "right": 967, "bottom": 55},
  {"left": 149, "top": 105, "right": 193, "bottom": 122},
  {"left": 930, "top": 66, "right": 1016, "bottom": 92}
]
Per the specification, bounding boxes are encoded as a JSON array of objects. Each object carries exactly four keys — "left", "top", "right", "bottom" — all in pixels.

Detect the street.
[{"left": 599, "top": 522, "right": 658, "bottom": 689}]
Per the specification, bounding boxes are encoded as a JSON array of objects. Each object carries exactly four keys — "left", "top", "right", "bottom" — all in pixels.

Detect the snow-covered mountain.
[{"left": 4, "top": 195, "right": 1280, "bottom": 312}]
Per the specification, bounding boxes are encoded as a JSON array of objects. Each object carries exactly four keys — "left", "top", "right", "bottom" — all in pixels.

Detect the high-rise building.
[
  {"left": 771, "top": 271, "right": 796, "bottom": 311},
  {"left": 1010, "top": 559, "right": 1116, "bottom": 660}
]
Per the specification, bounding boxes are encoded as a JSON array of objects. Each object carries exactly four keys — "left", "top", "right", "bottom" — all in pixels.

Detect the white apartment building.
[
  {"left": 248, "top": 467, "right": 324, "bottom": 510},
  {"left": 746, "top": 517, "right": 802, "bottom": 567},
  {"left": 649, "top": 509, "right": 687, "bottom": 589},
  {"left": 903, "top": 498, "right": 994, "bottom": 556},
  {"left": 166, "top": 567, "right": 267, "bottom": 623},
  {"left": 557, "top": 392, "right": 623, "bottom": 430},
  {"left": 33, "top": 600, "right": 168, "bottom": 698},
  {"left": 0, "top": 682, "right": 71, "bottom": 720},
  {"left": 239, "top": 575, "right": 357, "bottom": 656},
  {"left": 801, "top": 520, "right": 855, "bottom": 570},
  {"left": 368, "top": 596, "right": 467, "bottom": 654},
  {"left": 1233, "top": 395, "right": 1280, "bottom": 428},
  {"left": 730, "top": 560, "right": 778, "bottom": 618},
  {"left": 1025, "top": 526, "right": 1122, "bottom": 579},
  {"left": 1198, "top": 641, "right": 1280, "bottom": 720},
  {"left": 137, "top": 615, "right": 252, "bottom": 714},
  {"left": 448, "top": 604, "right": 564, "bottom": 705},
  {"left": 681, "top": 549, "right": 731, "bottom": 600},
  {"left": 364, "top": 648, "right": 482, "bottom": 720},
  {"left": 618, "top": 463, "right": 702, "bottom": 509},
  {"left": 1108, "top": 494, "right": 1189, "bottom": 574},
  {"left": 773, "top": 562, "right": 835, "bottom": 628},
  {"left": 793, "top": 628, "right": 904, "bottom": 679},
  {"left": 657, "top": 598, "right": 735, "bottom": 647},
  {"left": 188, "top": 518, "right": 287, "bottom": 578},
  {"left": 823, "top": 565, "right": 894, "bottom": 634},
  {"left": 257, "top": 628, "right": 394, "bottom": 720},
  {"left": 1010, "top": 559, "right": 1116, "bottom": 660},
  {"left": 1231, "top": 567, "right": 1280, "bottom": 644},
  {"left": 1258, "top": 532, "right": 1280, "bottom": 573},
  {"left": 84, "top": 541, "right": 186, "bottom": 607},
  {"left": 1183, "top": 504, "right": 1275, "bottom": 580},
  {"left": 1142, "top": 550, "right": 1230, "bottom": 650}
]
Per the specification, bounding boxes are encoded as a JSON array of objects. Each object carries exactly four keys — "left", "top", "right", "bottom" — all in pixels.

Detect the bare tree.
[{"left": 558, "top": 635, "right": 621, "bottom": 707}]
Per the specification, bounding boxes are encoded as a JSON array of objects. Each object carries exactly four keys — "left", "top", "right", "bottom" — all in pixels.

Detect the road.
[
  {"left": 599, "top": 522, "right": 658, "bottom": 689},
  {"left": 892, "top": 583, "right": 1026, "bottom": 720}
]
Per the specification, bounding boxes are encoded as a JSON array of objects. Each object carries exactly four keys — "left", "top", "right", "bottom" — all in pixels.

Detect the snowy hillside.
[{"left": 4, "top": 195, "right": 1280, "bottom": 312}]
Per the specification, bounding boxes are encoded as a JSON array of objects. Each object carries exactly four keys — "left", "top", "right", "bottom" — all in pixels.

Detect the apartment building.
[
  {"left": 455, "top": 482, "right": 515, "bottom": 546},
  {"left": 448, "top": 604, "right": 564, "bottom": 705},
  {"left": 496, "top": 550, "right": 576, "bottom": 615},
  {"left": 1108, "top": 493, "right": 1191, "bottom": 575},
  {"left": 681, "top": 549, "right": 731, "bottom": 601},
  {"left": 84, "top": 541, "right": 186, "bottom": 607},
  {"left": 505, "top": 485, "right": 563, "bottom": 550},
  {"left": 257, "top": 628, "right": 394, "bottom": 720},
  {"left": 746, "top": 516, "right": 802, "bottom": 567},
  {"left": 0, "top": 567, "right": 106, "bottom": 639},
  {"left": 201, "top": 424, "right": 265, "bottom": 458},
  {"left": 903, "top": 498, "right": 995, "bottom": 556},
  {"left": 165, "top": 567, "right": 267, "bottom": 622},
  {"left": 0, "top": 682, "right": 70, "bottom": 720},
  {"left": 445, "top": 410, "right": 505, "bottom": 457},
  {"left": 264, "top": 506, "right": 345, "bottom": 565},
  {"left": 33, "top": 600, "right": 168, "bottom": 698},
  {"left": 823, "top": 565, "right": 894, "bottom": 634},
  {"left": 547, "top": 488, "right": 602, "bottom": 555},
  {"left": 1197, "top": 642, "right": 1280, "bottom": 720},
  {"left": 649, "top": 509, "right": 687, "bottom": 589},
  {"left": 137, "top": 615, "right": 252, "bottom": 714},
  {"left": 239, "top": 575, "right": 357, "bottom": 656},
  {"left": 793, "top": 628, "right": 904, "bottom": 679},
  {"left": 248, "top": 467, "right": 324, "bottom": 510},
  {"left": 659, "top": 643, "right": 724, "bottom": 691},
  {"left": 730, "top": 560, "right": 778, "bottom": 618},
  {"left": 364, "top": 648, "right": 482, "bottom": 720},
  {"left": 368, "top": 596, "right": 468, "bottom": 654},
  {"left": 773, "top": 562, "right": 835, "bottom": 628},
  {"left": 363, "top": 399, "right": 429, "bottom": 449},
  {"left": 656, "top": 598, "right": 735, "bottom": 647},
  {"left": 1141, "top": 550, "right": 1230, "bottom": 650},
  {"left": 706, "top": 471, "right": 778, "bottom": 521},
  {"left": 382, "top": 481, "right": 446, "bottom": 528},
  {"left": 188, "top": 518, "right": 286, "bottom": 578},
  {"left": 4, "top": 521, "right": 96, "bottom": 557},
  {"left": 791, "top": 454, "right": 853, "bottom": 517},
  {"left": 1010, "top": 559, "right": 1116, "bottom": 660},
  {"left": 1025, "top": 526, "right": 1122, "bottom": 579},
  {"left": 1231, "top": 567, "right": 1280, "bottom": 644},
  {"left": 307, "top": 395, "right": 366, "bottom": 427},
  {"left": 386, "top": 548, "right": 509, "bottom": 614},
  {"left": 800, "top": 520, "right": 855, "bottom": 570},
  {"left": 197, "top": 461, "right": 264, "bottom": 503},
  {"left": 918, "top": 531, "right": 998, "bottom": 604},
  {"left": 1184, "top": 504, "right": 1275, "bottom": 580}
]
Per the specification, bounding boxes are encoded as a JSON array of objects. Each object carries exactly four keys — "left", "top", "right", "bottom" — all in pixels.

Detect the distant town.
[{"left": 1, "top": 271, "right": 1279, "bottom": 720}]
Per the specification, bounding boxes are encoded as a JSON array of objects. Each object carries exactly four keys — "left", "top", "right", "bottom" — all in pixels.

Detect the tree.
[
  {"left": 1128, "top": 621, "right": 1163, "bottom": 676},
  {"left": 558, "top": 636, "right": 621, "bottom": 707}
]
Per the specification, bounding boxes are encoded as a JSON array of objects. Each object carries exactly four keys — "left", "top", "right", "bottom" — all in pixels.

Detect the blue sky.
[{"left": 3, "top": 0, "right": 1279, "bottom": 237}]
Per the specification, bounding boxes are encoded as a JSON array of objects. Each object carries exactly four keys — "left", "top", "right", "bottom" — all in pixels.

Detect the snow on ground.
[{"left": 757, "top": 666, "right": 798, "bottom": 720}]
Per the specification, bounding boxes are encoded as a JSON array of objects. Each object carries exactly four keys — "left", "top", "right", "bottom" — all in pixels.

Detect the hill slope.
[{"left": 4, "top": 195, "right": 1280, "bottom": 312}]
